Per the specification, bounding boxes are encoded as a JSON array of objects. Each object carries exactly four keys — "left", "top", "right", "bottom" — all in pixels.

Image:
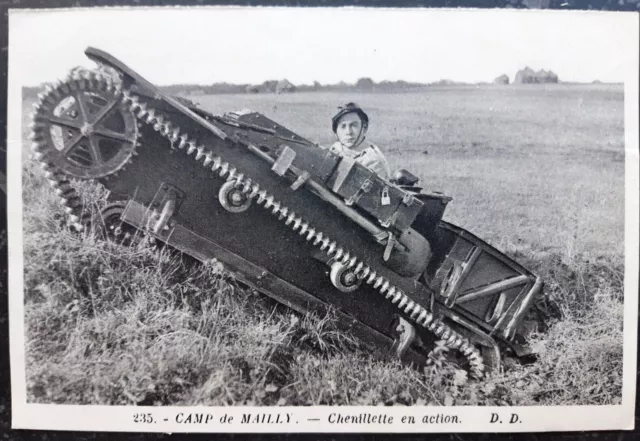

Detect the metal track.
[{"left": 29, "top": 70, "right": 485, "bottom": 378}]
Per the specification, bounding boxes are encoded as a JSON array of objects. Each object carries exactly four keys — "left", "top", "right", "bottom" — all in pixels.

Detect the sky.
[{"left": 8, "top": 7, "right": 637, "bottom": 86}]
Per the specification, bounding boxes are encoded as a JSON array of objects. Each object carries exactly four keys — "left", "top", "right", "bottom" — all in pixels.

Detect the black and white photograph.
[{"left": 6, "top": 6, "right": 639, "bottom": 433}]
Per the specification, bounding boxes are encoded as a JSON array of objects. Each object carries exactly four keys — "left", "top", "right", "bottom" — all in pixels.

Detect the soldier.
[{"left": 328, "top": 102, "right": 392, "bottom": 180}]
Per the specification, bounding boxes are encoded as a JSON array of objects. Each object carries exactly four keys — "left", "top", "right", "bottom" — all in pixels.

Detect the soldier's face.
[{"left": 336, "top": 113, "right": 362, "bottom": 148}]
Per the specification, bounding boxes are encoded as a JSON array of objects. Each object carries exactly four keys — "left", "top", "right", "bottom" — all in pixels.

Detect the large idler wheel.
[{"left": 30, "top": 71, "right": 138, "bottom": 179}]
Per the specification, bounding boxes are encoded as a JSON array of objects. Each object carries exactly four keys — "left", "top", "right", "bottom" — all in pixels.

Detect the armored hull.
[{"left": 29, "top": 47, "right": 544, "bottom": 378}]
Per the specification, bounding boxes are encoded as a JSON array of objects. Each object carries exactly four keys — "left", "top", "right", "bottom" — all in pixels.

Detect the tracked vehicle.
[{"left": 29, "top": 48, "right": 544, "bottom": 378}]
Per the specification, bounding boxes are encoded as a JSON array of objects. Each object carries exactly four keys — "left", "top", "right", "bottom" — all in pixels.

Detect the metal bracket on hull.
[
  {"left": 148, "top": 183, "right": 184, "bottom": 234},
  {"left": 390, "top": 317, "right": 417, "bottom": 361}
]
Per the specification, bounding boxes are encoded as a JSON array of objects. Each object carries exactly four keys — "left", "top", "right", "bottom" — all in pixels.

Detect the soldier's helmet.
[{"left": 331, "top": 102, "right": 369, "bottom": 134}]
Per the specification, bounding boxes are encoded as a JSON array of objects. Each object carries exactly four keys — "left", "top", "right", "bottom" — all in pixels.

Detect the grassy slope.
[{"left": 21, "top": 84, "right": 624, "bottom": 406}]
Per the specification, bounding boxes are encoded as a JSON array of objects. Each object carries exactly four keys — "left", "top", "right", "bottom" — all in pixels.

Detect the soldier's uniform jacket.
[{"left": 327, "top": 141, "right": 392, "bottom": 180}]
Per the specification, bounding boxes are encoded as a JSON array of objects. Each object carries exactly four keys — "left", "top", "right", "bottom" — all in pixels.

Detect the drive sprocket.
[{"left": 30, "top": 71, "right": 138, "bottom": 179}]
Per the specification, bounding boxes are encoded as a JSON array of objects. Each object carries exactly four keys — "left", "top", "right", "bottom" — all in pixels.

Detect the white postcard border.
[{"left": 6, "top": 6, "right": 639, "bottom": 433}]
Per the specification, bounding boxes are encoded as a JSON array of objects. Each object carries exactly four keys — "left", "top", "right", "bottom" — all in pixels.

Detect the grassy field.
[{"left": 21, "top": 84, "right": 624, "bottom": 406}]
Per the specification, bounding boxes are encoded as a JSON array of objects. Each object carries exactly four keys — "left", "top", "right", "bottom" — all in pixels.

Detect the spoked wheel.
[
  {"left": 93, "top": 202, "right": 143, "bottom": 248},
  {"left": 30, "top": 70, "right": 138, "bottom": 179}
]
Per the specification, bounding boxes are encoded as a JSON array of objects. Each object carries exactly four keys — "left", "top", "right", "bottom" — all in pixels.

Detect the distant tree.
[{"left": 355, "top": 77, "right": 375, "bottom": 91}]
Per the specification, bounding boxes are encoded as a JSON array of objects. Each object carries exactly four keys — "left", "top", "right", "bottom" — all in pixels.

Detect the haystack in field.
[
  {"left": 276, "top": 79, "right": 296, "bottom": 93},
  {"left": 494, "top": 74, "right": 510, "bottom": 85},
  {"left": 514, "top": 67, "right": 559, "bottom": 84}
]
